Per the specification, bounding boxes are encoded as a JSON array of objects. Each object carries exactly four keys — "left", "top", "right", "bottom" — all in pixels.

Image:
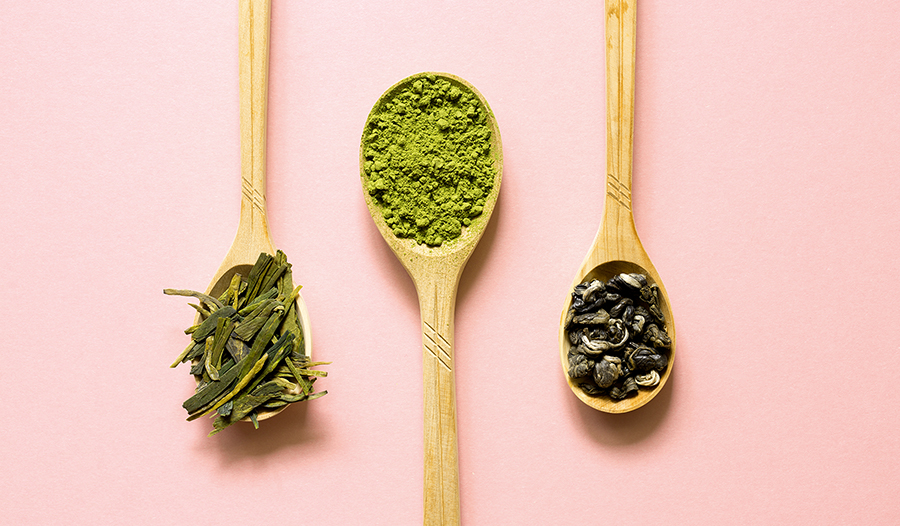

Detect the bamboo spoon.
[
  {"left": 559, "top": 0, "right": 675, "bottom": 413},
  {"left": 360, "top": 72, "right": 502, "bottom": 526},
  {"left": 203, "top": 0, "right": 312, "bottom": 420}
]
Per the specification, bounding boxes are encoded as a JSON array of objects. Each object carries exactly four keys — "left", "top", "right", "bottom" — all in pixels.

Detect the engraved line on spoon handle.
[
  {"left": 423, "top": 321, "right": 453, "bottom": 371},
  {"left": 241, "top": 176, "right": 267, "bottom": 214},
  {"left": 606, "top": 176, "right": 632, "bottom": 211},
  {"left": 421, "top": 279, "right": 460, "bottom": 525},
  {"left": 239, "top": 0, "right": 271, "bottom": 221},
  {"left": 605, "top": 0, "right": 636, "bottom": 213}
]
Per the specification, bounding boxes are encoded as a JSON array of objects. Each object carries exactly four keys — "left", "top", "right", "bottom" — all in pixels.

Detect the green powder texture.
[{"left": 362, "top": 73, "right": 496, "bottom": 247}]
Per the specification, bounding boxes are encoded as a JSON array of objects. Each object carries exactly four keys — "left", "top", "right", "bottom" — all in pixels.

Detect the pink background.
[{"left": 2, "top": 1, "right": 899, "bottom": 524}]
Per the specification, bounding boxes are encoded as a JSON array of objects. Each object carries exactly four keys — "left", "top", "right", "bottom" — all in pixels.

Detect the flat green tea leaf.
[
  {"left": 243, "top": 253, "right": 275, "bottom": 306},
  {"left": 209, "top": 378, "right": 294, "bottom": 435},
  {"left": 217, "top": 400, "right": 233, "bottom": 417},
  {"left": 191, "top": 306, "right": 237, "bottom": 342},
  {"left": 225, "top": 336, "right": 251, "bottom": 363},
  {"left": 195, "top": 354, "right": 268, "bottom": 419},
  {"left": 163, "top": 289, "right": 224, "bottom": 311},
  {"left": 259, "top": 264, "right": 289, "bottom": 297},
  {"left": 238, "top": 309, "right": 284, "bottom": 379},
  {"left": 237, "top": 288, "right": 278, "bottom": 316},
  {"left": 209, "top": 317, "right": 235, "bottom": 370},
  {"left": 187, "top": 302, "right": 211, "bottom": 318},
  {"left": 284, "top": 357, "right": 315, "bottom": 395},
  {"left": 166, "top": 250, "right": 327, "bottom": 435},
  {"left": 203, "top": 336, "right": 218, "bottom": 380},
  {"left": 170, "top": 340, "right": 199, "bottom": 368},
  {"left": 232, "top": 298, "right": 282, "bottom": 341}
]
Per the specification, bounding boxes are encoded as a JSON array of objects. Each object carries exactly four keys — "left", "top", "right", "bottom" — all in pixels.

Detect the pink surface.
[{"left": 2, "top": 1, "right": 899, "bottom": 524}]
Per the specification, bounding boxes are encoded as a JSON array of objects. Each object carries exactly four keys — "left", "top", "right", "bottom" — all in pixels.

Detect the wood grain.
[
  {"left": 559, "top": 0, "right": 676, "bottom": 414},
  {"left": 206, "top": 0, "right": 274, "bottom": 295},
  {"left": 203, "top": 0, "right": 312, "bottom": 420},
  {"left": 360, "top": 72, "right": 503, "bottom": 525}
]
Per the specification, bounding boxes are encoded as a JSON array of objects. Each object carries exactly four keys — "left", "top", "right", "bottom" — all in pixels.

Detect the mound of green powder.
[{"left": 362, "top": 73, "right": 496, "bottom": 247}]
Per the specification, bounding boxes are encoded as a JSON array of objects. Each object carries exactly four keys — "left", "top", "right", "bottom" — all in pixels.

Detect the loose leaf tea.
[
  {"left": 165, "top": 250, "right": 327, "bottom": 435},
  {"left": 361, "top": 73, "right": 497, "bottom": 247},
  {"left": 564, "top": 273, "right": 671, "bottom": 401}
]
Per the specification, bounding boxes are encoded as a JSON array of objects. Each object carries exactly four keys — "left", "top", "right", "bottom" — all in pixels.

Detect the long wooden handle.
[
  {"left": 237, "top": 0, "right": 272, "bottom": 254},
  {"left": 418, "top": 274, "right": 460, "bottom": 526},
  {"left": 605, "top": 0, "right": 637, "bottom": 221}
]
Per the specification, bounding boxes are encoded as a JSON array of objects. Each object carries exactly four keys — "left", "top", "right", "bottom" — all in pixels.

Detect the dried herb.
[
  {"left": 165, "top": 250, "right": 327, "bottom": 435},
  {"left": 564, "top": 273, "right": 671, "bottom": 401},
  {"left": 361, "top": 73, "right": 497, "bottom": 246}
]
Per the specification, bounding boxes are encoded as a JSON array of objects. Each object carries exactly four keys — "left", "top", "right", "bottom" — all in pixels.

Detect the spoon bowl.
[
  {"left": 200, "top": 0, "right": 311, "bottom": 422},
  {"left": 360, "top": 72, "right": 502, "bottom": 263},
  {"left": 360, "top": 71, "right": 502, "bottom": 525},
  {"left": 560, "top": 259, "right": 674, "bottom": 414},
  {"left": 560, "top": 0, "right": 675, "bottom": 413}
]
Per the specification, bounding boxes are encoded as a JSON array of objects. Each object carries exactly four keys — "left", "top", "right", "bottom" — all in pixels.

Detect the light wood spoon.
[
  {"left": 204, "top": 0, "right": 312, "bottom": 421},
  {"left": 559, "top": 0, "right": 675, "bottom": 413},
  {"left": 360, "top": 72, "right": 503, "bottom": 526}
]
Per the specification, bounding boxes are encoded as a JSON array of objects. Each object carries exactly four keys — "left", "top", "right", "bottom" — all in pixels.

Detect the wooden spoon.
[
  {"left": 204, "top": 0, "right": 312, "bottom": 421},
  {"left": 359, "top": 72, "right": 503, "bottom": 525},
  {"left": 559, "top": 0, "right": 675, "bottom": 413}
]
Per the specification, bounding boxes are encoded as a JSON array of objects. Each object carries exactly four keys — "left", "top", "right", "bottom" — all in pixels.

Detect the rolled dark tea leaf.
[
  {"left": 567, "top": 353, "right": 593, "bottom": 379},
  {"left": 563, "top": 272, "right": 670, "bottom": 402}
]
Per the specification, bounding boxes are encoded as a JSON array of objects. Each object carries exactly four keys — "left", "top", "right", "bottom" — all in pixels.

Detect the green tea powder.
[{"left": 362, "top": 74, "right": 496, "bottom": 247}]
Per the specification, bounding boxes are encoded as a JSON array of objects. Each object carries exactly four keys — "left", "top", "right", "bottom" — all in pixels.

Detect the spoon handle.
[
  {"left": 417, "top": 273, "right": 461, "bottom": 526},
  {"left": 235, "top": 0, "right": 274, "bottom": 257},
  {"left": 603, "top": 0, "right": 638, "bottom": 240}
]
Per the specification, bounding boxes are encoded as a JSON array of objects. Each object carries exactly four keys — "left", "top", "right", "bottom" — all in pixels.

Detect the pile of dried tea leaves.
[
  {"left": 164, "top": 250, "right": 326, "bottom": 435},
  {"left": 564, "top": 273, "right": 670, "bottom": 400}
]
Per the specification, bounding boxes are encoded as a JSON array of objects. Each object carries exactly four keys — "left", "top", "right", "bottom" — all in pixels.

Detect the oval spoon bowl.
[
  {"left": 360, "top": 72, "right": 503, "bottom": 265},
  {"left": 560, "top": 0, "right": 675, "bottom": 413},
  {"left": 360, "top": 71, "right": 502, "bottom": 525},
  {"left": 195, "top": 0, "right": 311, "bottom": 423},
  {"left": 560, "top": 259, "right": 675, "bottom": 414}
]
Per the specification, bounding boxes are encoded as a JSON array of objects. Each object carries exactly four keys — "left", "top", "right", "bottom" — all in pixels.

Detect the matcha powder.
[{"left": 362, "top": 73, "right": 497, "bottom": 247}]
